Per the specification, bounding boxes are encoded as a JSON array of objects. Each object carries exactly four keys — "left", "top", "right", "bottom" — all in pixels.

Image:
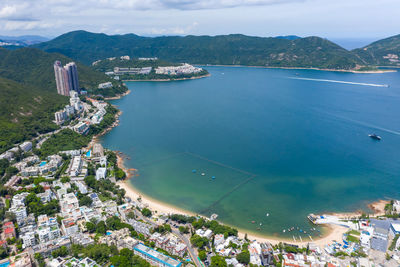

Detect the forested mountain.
[
  {"left": 353, "top": 34, "right": 400, "bottom": 66},
  {"left": 0, "top": 47, "right": 127, "bottom": 153},
  {"left": 0, "top": 48, "right": 125, "bottom": 94},
  {"left": 34, "top": 31, "right": 364, "bottom": 70}
]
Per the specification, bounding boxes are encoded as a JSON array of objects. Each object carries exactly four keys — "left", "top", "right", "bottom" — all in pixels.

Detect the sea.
[{"left": 100, "top": 66, "right": 400, "bottom": 239}]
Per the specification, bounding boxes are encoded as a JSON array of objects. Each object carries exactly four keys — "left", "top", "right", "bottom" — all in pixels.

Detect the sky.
[{"left": 0, "top": 0, "right": 399, "bottom": 43}]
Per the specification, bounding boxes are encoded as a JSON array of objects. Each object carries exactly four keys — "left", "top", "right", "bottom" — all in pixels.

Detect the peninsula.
[{"left": 92, "top": 56, "right": 209, "bottom": 82}]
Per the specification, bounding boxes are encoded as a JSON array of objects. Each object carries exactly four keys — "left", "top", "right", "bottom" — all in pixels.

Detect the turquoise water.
[{"left": 101, "top": 66, "right": 400, "bottom": 238}]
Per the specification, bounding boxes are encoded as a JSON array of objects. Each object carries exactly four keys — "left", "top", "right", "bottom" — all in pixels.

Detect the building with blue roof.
[{"left": 134, "top": 243, "right": 182, "bottom": 267}]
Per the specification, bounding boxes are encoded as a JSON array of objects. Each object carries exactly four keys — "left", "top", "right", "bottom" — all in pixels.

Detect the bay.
[{"left": 100, "top": 66, "right": 400, "bottom": 238}]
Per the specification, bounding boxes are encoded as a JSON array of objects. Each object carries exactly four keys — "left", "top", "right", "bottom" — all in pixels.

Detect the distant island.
[{"left": 91, "top": 56, "right": 209, "bottom": 81}]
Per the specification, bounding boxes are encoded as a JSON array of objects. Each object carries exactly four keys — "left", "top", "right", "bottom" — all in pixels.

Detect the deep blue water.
[{"left": 101, "top": 66, "right": 400, "bottom": 238}]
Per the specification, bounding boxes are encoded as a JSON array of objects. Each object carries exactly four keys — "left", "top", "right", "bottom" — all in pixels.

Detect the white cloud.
[
  {"left": 0, "top": 3, "right": 35, "bottom": 21},
  {"left": 0, "top": 0, "right": 399, "bottom": 38},
  {"left": 150, "top": 22, "right": 199, "bottom": 35}
]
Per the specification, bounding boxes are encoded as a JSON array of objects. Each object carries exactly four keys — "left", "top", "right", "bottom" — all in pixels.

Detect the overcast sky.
[{"left": 0, "top": 0, "right": 399, "bottom": 40}]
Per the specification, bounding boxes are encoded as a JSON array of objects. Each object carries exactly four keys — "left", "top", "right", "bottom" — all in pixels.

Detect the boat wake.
[
  {"left": 317, "top": 109, "right": 400, "bottom": 137},
  {"left": 288, "top": 77, "right": 389, "bottom": 87}
]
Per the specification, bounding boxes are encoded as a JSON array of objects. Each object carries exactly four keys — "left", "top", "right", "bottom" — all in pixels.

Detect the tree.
[
  {"left": 236, "top": 250, "right": 250, "bottom": 265},
  {"left": 179, "top": 226, "right": 189, "bottom": 234},
  {"left": 0, "top": 247, "right": 9, "bottom": 260},
  {"left": 34, "top": 253, "right": 45, "bottom": 267},
  {"left": 210, "top": 255, "right": 227, "bottom": 267},
  {"left": 60, "top": 176, "right": 70, "bottom": 183},
  {"left": 96, "top": 221, "right": 107, "bottom": 235},
  {"left": 86, "top": 222, "right": 96, "bottom": 233},
  {"left": 198, "top": 250, "right": 207, "bottom": 261},
  {"left": 127, "top": 211, "right": 135, "bottom": 219},
  {"left": 52, "top": 246, "right": 69, "bottom": 257},
  {"left": 141, "top": 208, "right": 152, "bottom": 217},
  {"left": 79, "top": 195, "right": 93, "bottom": 207},
  {"left": 190, "top": 234, "right": 208, "bottom": 249}
]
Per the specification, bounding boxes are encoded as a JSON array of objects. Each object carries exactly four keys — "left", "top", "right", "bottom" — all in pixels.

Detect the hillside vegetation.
[
  {"left": 0, "top": 77, "right": 65, "bottom": 153},
  {"left": 0, "top": 47, "right": 128, "bottom": 153},
  {"left": 0, "top": 48, "right": 127, "bottom": 96},
  {"left": 35, "top": 31, "right": 364, "bottom": 70},
  {"left": 353, "top": 34, "right": 400, "bottom": 66}
]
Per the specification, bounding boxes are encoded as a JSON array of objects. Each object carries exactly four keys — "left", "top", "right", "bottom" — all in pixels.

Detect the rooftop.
[{"left": 134, "top": 243, "right": 181, "bottom": 267}]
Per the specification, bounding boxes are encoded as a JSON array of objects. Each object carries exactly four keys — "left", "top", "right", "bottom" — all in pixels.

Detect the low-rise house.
[
  {"left": 248, "top": 241, "right": 262, "bottom": 266},
  {"left": 61, "top": 218, "right": 79, "bottom": 236},
  {"left": 75, "top": 181, "right": 88, "bottom": 194},
  {"left": 99, "top": 228, "right": 138, "bottom": 249},
  {"left": 62, "top": 257, "right": 99, "bottom": 267},
  {"left": 74, "top": 121, "right": 90, "bottom": 135},
  {"left": 92, "top": 143, "right": 104, "bottom": 157},
  {"left": 214, "top": 234, "right": 225, "bottom": 246},
  {"left": 59, "top": 149, "right": 81, "bottom": 157},
  {"left": 95, "top": 167, "right": 107, "bottom": 180},
  {"left": 33, "top": 237, "right": 71, "bottom": 258},
  {"left": 8, "top": 206, "right": 27, "bottom": 225},
  {"left": 37, "top": 189, "right": 54, "bottom": 203},
  {"left": 21, "top": 166, "right": 39, "bottom": 176},
  {"left": 128, "top": 219, "right": 153, "bottom": 236},
  {"left": 390, "top": 223, "right": 400, "bottom": 237},
  {"left": 21, "top": 231, "right": 36, "bottom": 248},
  {"left": 11, "top": 192, "right": 29, "bottom": 207},
  {"left": 173, "top": 243, "right": 187, "bottom": 258},
  {"left": 37, "top": 215, "right": 60, "bottom": 243},
  {"left": 60, "top": 193, "right": 82, "bottom": 220},
  {"left": 196, "top": 228, "right": 213, "bottom": 239},
  {"left": 70, "top": 233, "right": 94, "bottom": 247},
  {"left": 81, "top": 207, "right": 103, "bottom": 223},
  {"left": 69, "top": 156, "right": 83, "bottom": 177},
  {"left": 20, "top": 141, "right": 32, "bottom": 152},
  {"left": 60, "top": 192, "right": 79, "bottom": 213},
  {"left": 102, "top": 200, "right": 118, "bottom": 216},
  {"left": 2, "top": 221, "right": 16, "bottom": 239}
]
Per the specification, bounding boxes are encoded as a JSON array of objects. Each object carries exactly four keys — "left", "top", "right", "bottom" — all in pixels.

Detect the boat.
[
  {"left": 283, "top": 230, "right": 286, "bottom": 233},
  {"left": 368, "top": 134, "right": 382, "bottom": 140},
  {"left": 266, "top": 213, "right": 269, "bottom": 217},
  {"left": 201, "top": 173, "right": 205, "bottom": 176},
  {"left": 260, "top": 223, "right": 262, "bottom": 226},
  {"left": 211, "top": 176, "right": 216, "bottom": 179},
  {"left": 192, "top": 169, "right": 197, "bottom": 173}
]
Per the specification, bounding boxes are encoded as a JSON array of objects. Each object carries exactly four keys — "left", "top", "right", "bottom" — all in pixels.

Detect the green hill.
[
  {"left": 0, "top": 47, "right": 127, "bottom": 96},
  {"left": 0, "top": 77, "right": 65, "bottom": 153},
  {"left": 34, "top": 30, "right": 363, "bottom": 70},
  {"left": 353, "top": 34, "right": 400, "bottom": 66},
  {"left": 0, "top": 47, "right": 128, "bottom": 153}
]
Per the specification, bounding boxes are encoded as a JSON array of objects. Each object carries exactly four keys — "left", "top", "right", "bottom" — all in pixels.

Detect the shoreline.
[
  {"left": 89, "top": 109, "right": 122, "bottom": 148},
  {"left": 204, "top": 64, "right": 397, "bottom": 74},
  {"left": 104, "top": 89, "right": 131, "bottom": 100},
  {"left": 114, "top": 153, "right": 388, "bottom": 247},
  {"left": 122, "top": 73, "right": 211, "bottom": 82}
]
